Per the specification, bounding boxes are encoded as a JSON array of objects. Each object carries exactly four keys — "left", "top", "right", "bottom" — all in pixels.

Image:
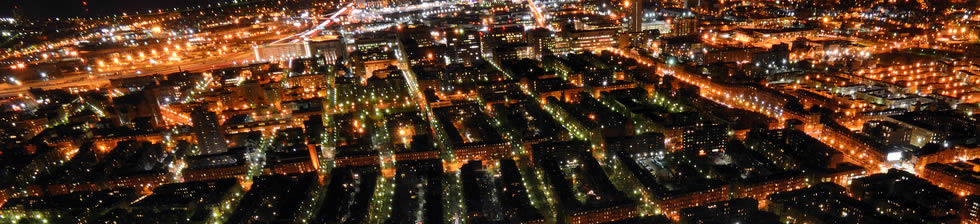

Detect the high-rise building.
[
  {"left": 527, "top": 28, "right": 558, "bottom": 57},
  {"left": 11, "top": 5, "right": 24, "bottom": 23},
  {"left": 446, "top": 28, "right": 482, "bottom": 65},
  {"left": 628, "top": 0, "right": 643, "bottom": 33},
  {"left": 671, "top": 17, "right": 698, "bottom": 36},
  {"left": 191, "top": 107, "right": 228, "bottom": 155},
  {"left": 965, "top": 195, "right": 980, "bottom": 224}
]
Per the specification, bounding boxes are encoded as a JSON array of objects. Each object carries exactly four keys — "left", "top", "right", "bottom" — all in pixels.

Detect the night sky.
[{"left": 1, "top": 0, "right": 231, "bottom": 19}]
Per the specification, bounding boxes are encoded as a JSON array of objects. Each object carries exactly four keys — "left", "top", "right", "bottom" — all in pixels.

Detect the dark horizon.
[{"left": 1, "top": 0, "right": 233, "bottom": 19}]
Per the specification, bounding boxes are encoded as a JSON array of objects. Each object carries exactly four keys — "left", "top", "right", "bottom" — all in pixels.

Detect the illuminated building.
[
  {"left": 526, "top": 28, "right": 560, "bottom": 57},
  {"left": 13, "top": 117, "right": 46, "bottom": 140},
  {"left": 461, "top": 160, "right": 545, "bottom": 223},
  {"left": 307, "top": 38, "right": 346, "bottom": 64},
  {"left": 123, "top": 179, "right": 244, "bottom": 223},
  {"left": 745, "top": 129, "right": 844, "bottom": 171},
  {"left": 855, "top": 55, "right": 976, "bottom": 102},
  {"left": 768, "top": 183, "right": 890, "bottom": 223},
  {"left": 446, "top": 27, "right": 482, "bottom": 65},
  {"left": 254, "top": 42, "right": 308, "bottom": 61},
  {"left": 667, "top": 121, "right": 730, "bottom": 153},
  {"left": 642, "top": 20, "right": 671, "bottom": 34},
  {"left": 660, "top": 35, "right": 705, "bottom": 63},
  {"left": 729, "top": 16, "right": 795, "bottom": 29},
  {"left": 624, "top": 132, "right": 667, "bottom": 154},
  {"left": 354, "top": 0, "right": 388, "bottom": 8},
  {"left": 225, "top": 174, "right": 317, "bottom": 223},
  {"left": 627, "top": 0, "right": 643, "bottom": 33},
  {"left": 815, "top": 120, "right": 887, "bottom": 169},
  {"left": 0, "top": 189, "right": 140, "bottom": 223},
  {"left": 679, "top": 198, "right": 779, "bottom": 224},
  {"left": 921, "top": 160, "right": 980, "bottom": 197},
  {"left": 492, "top": 44, "right": 535, "bottom": 62},
  {"left": 110, "top": 75, "right": 163, "bottom": 91},
  {"left": 1, "top": 1, "right": 978, "bottom": 223},
  {"left": 850, "top": 169, "right": 960, "bottom": 222},
  {"left": 731, "top": 172, "right": 809, "bottom": 203},
  {"left": 182, "top": 165, "right": 249, "bottom": 182},
  {"left": 402, "top": 25, "right": 438, "bottom": 48},
  {"left": 886, "top": 111, "right": 977, "bottom": 148},
  {"left": 487, "top": 26, "right": 526, "bottom": 46},
  {"left": 532, "top": 141, "right": 635, "bottom": 223},
  {"left": 735, "top": 28, "right": 817, "bottom": 46},
  {"left": 914, "top": 145, "right": 980, "bottom": 171},
  {"left": 751, "top": 43, "right": 793, "bottom": 75},
  {"left": 862, "top": 120, "right": 931, "bottom": 148},
  {"left": 191, "top": 107, "right": 228, "bottom": 155},
  {"left": 560, "top": 28, "right": 618, "bottom": 53},
  {"left": 704, "top": 47, "right": 763, "bottom": 64},
  {"left": 670, "top": 18, "right": 698, "bottom": 37},
  {"left": 965, "top": 195, "right": 980, "bottom": 224},
  {"left": 656, "top": 186, "right": 730, "bottom": 218},
  {"left": 285, "top": 73, "right": 328, "bottom": 92}
]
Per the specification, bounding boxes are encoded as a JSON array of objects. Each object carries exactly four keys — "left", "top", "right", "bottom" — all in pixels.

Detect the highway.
[
  {"left": 272, "top": 2, "right": 355, "bottom": 44},
  {"left": 0, "top": 50, "right": 255, "bottom": 97},
  {"left": 0, "top": 3, "right": 356, "bottom": 97},
  {"left": 526, "top": 0, "right": 550, "bottom": 29}
]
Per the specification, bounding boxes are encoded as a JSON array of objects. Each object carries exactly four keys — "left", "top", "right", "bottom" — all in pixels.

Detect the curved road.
[{"left": 0, "top": 51, "right": 255, "bottom": 97}]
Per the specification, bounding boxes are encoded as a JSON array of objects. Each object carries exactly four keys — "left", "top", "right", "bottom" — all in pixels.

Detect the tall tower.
[
  {"left": 11, "top": 0, "right": 24, "bottom": 22},
  {"left": 191, "top": 107, "right": 228, "bottom": 155},
  {"left": 628, "top": 0, "right": 643, "bottom": 33}
]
